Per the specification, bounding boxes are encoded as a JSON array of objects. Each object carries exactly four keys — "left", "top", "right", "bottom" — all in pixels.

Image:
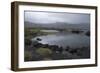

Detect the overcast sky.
[{"left": 24, "top": 11, "right": 90, "bottom": 24}]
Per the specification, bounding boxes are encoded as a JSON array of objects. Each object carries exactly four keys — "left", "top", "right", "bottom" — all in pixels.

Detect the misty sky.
[{"left": 24, "top": 11, "right": 90, "bottom": 24}]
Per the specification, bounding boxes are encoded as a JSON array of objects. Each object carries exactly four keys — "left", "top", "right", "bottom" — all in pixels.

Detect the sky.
[{"left": 24, "top": 11, "right": 90, "bottom": 24}]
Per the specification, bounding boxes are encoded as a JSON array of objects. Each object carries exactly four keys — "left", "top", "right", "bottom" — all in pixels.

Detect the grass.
[
  {"left": 24, "top": 51, "right": 33, "bottom": 61},
  {"left": 36, "top": 48, "right": 52, "bottom": 58}
]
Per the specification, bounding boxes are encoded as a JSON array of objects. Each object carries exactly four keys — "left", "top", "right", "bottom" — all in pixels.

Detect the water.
[{"left": 32, "top": 33, "right": 90, "bottom": 49}]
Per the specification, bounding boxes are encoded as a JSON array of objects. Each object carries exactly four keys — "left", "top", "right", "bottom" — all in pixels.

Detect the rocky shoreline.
[{"left": 24, "top": 39, "right": 90, "bottom": 61}]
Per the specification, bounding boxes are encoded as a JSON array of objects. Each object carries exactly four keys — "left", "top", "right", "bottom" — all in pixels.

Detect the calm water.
[{"left": 32, "top": 32, "right": 90, "bottom": 49}]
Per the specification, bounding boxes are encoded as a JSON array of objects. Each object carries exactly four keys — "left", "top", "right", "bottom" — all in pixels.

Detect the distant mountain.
[{"left": 24, "top": 21, "right": 90, "bottom": 30}]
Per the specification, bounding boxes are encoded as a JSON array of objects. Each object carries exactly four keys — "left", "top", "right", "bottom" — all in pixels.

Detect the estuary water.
[{"left": 32, "top": 32, "right": 90, "bottom": 49}]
